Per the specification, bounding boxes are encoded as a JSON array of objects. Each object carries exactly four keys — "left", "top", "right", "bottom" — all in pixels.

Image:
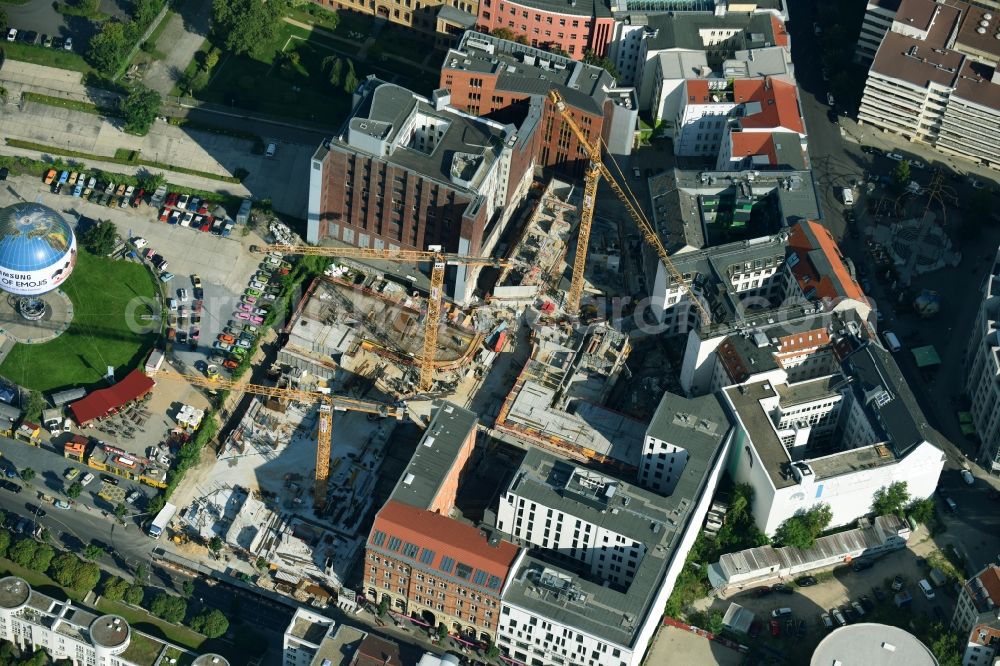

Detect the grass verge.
[
  {"left": 2, "top": 45, "right": 93, "bottom": 72},
  {"left": 6, "top": 138, "right": 243, "bottom": 184},
  {"left": 0, "top": 251, "right": 159, "bottom": 392},
  {"left": 22, "top": 91, "right": 119, "bottom": 116},
  {"left": 97, "top": 597, "right": 206, "bottom": 650}
]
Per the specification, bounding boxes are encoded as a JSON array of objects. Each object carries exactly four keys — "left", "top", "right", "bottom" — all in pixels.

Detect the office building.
[
  {"left": 474, "top": 0, "right": 615, "bottom": 58},
  {"left": 307, "top": 77, "right": 536, "bottom": 302},
  {"left": 723, "top": 343, "right": 946, "bottom": 536},
  {"left": 308, "top": 0, "right": 477, "bottom": 49},
  {"left": 440, "top": 32, "right": 638, "bottom": 176},
  {"left": 282, "top": 608, "right": 403, "bottom": 666},
  {"left": 855, "top": 0, "right": 901, "bottom": 64},
  {"left": 965, "top": 248, "right": 1000, "bottom": 472},
  {"left": 493, "top": 391, "right": 732, "bottom": 666},
  {"left": 365, "top": 500, "right": 521, "bottom": 642}
]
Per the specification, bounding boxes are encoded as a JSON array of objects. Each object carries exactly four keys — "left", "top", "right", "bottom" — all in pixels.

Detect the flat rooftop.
[
  {"left": 501, "top": 432, "right": 727, "bottom": 649},
  {"left": 724, "top": 381, "right": 797, "bottom": 489},
  {"left": 774, "top": 374, "right": 843, "bottom": 407},
  {"left": 811, "top": 623, "right": 937, "bottom": 666},
  {"left": 288, "top": 616, "right": 331, "bottom": 644},
  {"left": 0, "top": 576, "right": 29, "bottom": 608},
  {"left": 389, "top": 401, "right": 477, "bottom": 510},
  {"left": 445, "top": 33, "right": 616, "bottom": 115},
  {"left": 310, "top": 624, "right": 368, "bottom": 665},
  {"left": 871, "top": 27, "right": 963, "bottom": 90},
  {"left": 90, "top": 615, "right": 130, "bottom": 649}
]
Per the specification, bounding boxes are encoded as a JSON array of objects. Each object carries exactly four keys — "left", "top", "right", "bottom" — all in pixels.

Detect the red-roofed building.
[
  {"left": 716, "top": 78, "right": 808, "bottom": 169},
  {"left": 69, "top": 369, "right": 155, "bottom": 426},
  {"left": 364, "top": 500, "right": 522, "bottom": 643},
  {"left": 786, "top": 220, "right": 869, "bottom": 309},
  {"left": 954, "top": 564, "right": 1000, "bottom": 664}
]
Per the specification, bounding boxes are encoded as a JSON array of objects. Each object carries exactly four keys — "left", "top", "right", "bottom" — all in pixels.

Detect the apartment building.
[
  {"left": 474, "top": 0, "right": 615, "bottom": 58},
  {"left": 440, "top": 32, "right": 638, "bottom": 175},
  {"left": 307, "top": 77, "right": 536, "bottom": 302},
  {"left": 365, "top": 500, "right": 522, "bottom": 642},
  {"left": 855, "top": 0, "right": 901, "bottom": 64},
  {"left": 282, "top": 608, "right": 402, "bottom": 666},
  {"left": 723, "top": 343, "right": 946, "bottom": 536},
  {"left": 0, "top": 576, "right": 213, "bottom": 666},
  {"left": 494, "top": 403, "right": 732, "bottom": 666},
  {"left": 965, "top": 248, "right": 1000, "bottom": 472},
  {"left": 858, "top": 0, "right": 1000, "bottom": 169},
  {"left": 950, "top": 564, "right": 1000, "bottom": 666}
]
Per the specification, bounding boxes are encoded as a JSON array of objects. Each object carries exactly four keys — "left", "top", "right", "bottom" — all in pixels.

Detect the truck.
[{"left": 148, "top": 502, "right": 177, "bottom": 539}]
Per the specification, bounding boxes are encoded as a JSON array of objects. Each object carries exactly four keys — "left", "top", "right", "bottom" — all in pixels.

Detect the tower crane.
[
  {"left": 547, "top": 90, "right": 712, "bottom": 326},
  {"left": 153, "top": 369, "right": 404, "bottom": 509},
  {"left": 253, "top": 244, "right": 506, "bottom": 392}
]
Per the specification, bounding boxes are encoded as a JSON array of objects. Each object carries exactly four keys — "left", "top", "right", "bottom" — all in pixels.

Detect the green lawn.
[
  {"left": 2, "top": 42, "right": 93, "bottom": 73},
  {"left": 96, "top": 597, "right": 206, "bottom": 650},
  {"left": 119, "top": 632, "right": 168, "bottom": 666},
  {"left": 192, "top": 22, "right": 431, "bottom": 125},
  {"left": 285, "top": 4, "right": 373, "bottom": 38},
  {"left": 0, "top": 250, "right": 159, "bottom": 392}
]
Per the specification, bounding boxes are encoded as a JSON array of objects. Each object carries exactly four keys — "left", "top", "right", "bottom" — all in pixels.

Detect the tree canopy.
[
  {"left": 872, "top": 481, "right": 910, "bottom": 517},
  {"left": 80, "top": 219, "right": 118, "bottom": 256},
  {"left": 150, "top": 592, "right": 187, "bottom": 623},
  {"left": 88, "top": 21, "right": 131, "bottom": 75},
  {"left": 23, "top": 390, "right": 46, "bottom": 424},
  {"left": 891, "top": 160, "right": 911, "bottom": 192},
  {"left": 190, "top": 608, "right": 229, "bottom": 638},
  {"left": 212, "top": 0, "right": 281, "bottom": 55},
  {"left": 773, "top": 504, "right": 832, "bottom": 549},
  {"left": 583, "top": 49, "right": 619, "bottom": 79},
  {"left": 122, "top": 86, "right": 161, "bottom": 135}
]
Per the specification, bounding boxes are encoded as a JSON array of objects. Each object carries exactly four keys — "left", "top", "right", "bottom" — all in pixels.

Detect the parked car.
[
  {"left": 796, "top": 576, "right": 818, "bottom": 587},
  {"left": 159, "top": 272, "right": 175, "bottom": 283},
  {"left": 22, "top": 30, "right": 38, "bottom": 44},
  {"left": 64, "top": 468, "right": 80, "bottom": 480},
  {"left": 6, "top": 28, "right": 17, "bottom": 42},
  {"left": 265, "top": 142, "right": 277, "bottom": 157},
  {"left": 177, "top": 193, "right": 190, "bottom": 210},
  {"left": 859, "top": 595, "right": 874, "bottom": 612},
  {"left": 962, "top": 469, "right": 975, "bottom": 485},
  {"left": 772, "top": 584, "right": 793, "bottom": 595},
  {"left": 100, "top": 474, "right": 119, "bottom": 486},
  {"left": 831, "top": 608, "right": 846, "bottom": 627},
  {"left": 769, "top": 619, "right": 780, "bottom": 637},
  {"left": 80, "top": 472, "right": 95, "bottom": 486},
  {"left": 820, "top": 613, "right": 833, "bottom": 630},
  {"left": 851, "top": 601, "right": 866, "bottom": 617},
  {"left": 886, "top": 152, "right": 905, "bottom": 161},
  {"left": 54, "top": 500, "right": 71, "bottom": 509},
  {"left": 42, "top": 34, "right": 52, "bottom": 48},
  {"left": 64, "top": 37, "right": 72, "bottom": 51},
  {"left": 125, "top": 490, "right": 140, "bottom": 504},
  {"left": 892, "top": 575, "right": 904, "bottom": 591},
  {"left": 130, "top": 188, "right": 145, "bottom": 207}
]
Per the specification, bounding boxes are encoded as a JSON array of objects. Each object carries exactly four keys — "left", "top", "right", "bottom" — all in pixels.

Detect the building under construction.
[{"left": 494, "top": 319, "right": 640, "bottom": 472}]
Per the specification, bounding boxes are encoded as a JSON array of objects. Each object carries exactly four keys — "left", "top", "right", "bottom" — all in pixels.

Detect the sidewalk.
[
  {"left": 839, "top": 115, "right": 998, "bottom": 183},
  {"left": 143, "top": 2, "right": 212, "bottom": 96}
]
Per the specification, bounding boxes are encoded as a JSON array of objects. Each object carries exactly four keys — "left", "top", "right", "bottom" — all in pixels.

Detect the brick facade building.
[
  {"left": 307, "top": 78, "right": 536, "bottom": 302},
  {"left": 440, "top": 32, "right": 637, "bottom": 177},
  {"left": 365, "top": 500, "right": 522, "bottom": 643},
  {"left": 474, "top": 0, "right": 615, "bottom": 58}
]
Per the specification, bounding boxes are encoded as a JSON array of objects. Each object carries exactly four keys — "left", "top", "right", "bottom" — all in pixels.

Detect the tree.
[
  {"left": 182, "top": 580, "right": 195, "bottom": 598},
  {"left": 583, "top": 48, "right": 619, "bottom": 78},
  {"left": 88, "top": 21, "right": 130, "bottom": 74},
  {"left": 708, "top": 611, "right": 725, "bottom": 635},
  {"left": 341, "top": 59, "right": 358, "bottom": 94},
  {"left": 102, "top": 576, "right": 130, "bottom": 601},
  {"left": 137, "top": 171, "right": 166, "bottom": 193},
  {"left": 19, "top": 468, "right": 35, "bottom": 483},
  {"left": 134, "top": 0, "right": 159, "bottom": 26},
  {"left": 490, "top": 28, "right": 516, "bottom": 41},
  {"left": 212, "top": 0, "right": 280, "bottom": 55},
  {"left": 0, "top": 531, "right": 9, "bottom": 559},
  {"left": 773, "top": 504, "right": 832, "bottom": 549},
  {"left": 29, "top": 544, "right": 54, "bottom": 572},
  {"left": 23, "top": 390, "right": 46, "bottom": 424},
  {"left": 872, "top": 481, "right": 910, "bottom": 517},
  {"left": 436, "top": 623, "right": 448, "bottom": 640},
  {"left": 209, "top": 536, "right": 223, "bottom": 553},
  {"left": 8, "top": 539, "right": 38, "bottom": 568},
  {"left": 190, "top": 608, "right": 229, "bottom": 638},
  {"left": 124, "top": 585, "right": 144, "bottom": 606},
  {"left": 891, "top": 159, "right": 911, "bottom": 193},
  {"left": 49, "top": 552, "right": 81, "bottom": 588},
  {"left": 147, "top": 494, "right": 165, "bottom": 516},
  {"left": 80, "top": 219, "right": 118, "bottom": 256},
  {"left": 67, "top": 481, "right": 83, "bottom": 499},
  {"left": 150, "top": 592, "right": 187, "bottom": 623},
  {"left": 376, "top": 597, "right": 389, "bottom": 618},
  {"left": 72, "top": 562, "right": 101, "bottom": 592},
  {"left": 203, "top": 50, "right": 220, "bottom": 72},
  {"left": 908, "top": 497, "right": 936, "bottom": 524},
  {"left": 114, "top": 503, "right": 127, "bottom": 519},
  {"left": 121, "top": 86, "right": 161, "bottom": 135},
  {"left": 133, "top": 563, "right": 147, "bottom": 584}
]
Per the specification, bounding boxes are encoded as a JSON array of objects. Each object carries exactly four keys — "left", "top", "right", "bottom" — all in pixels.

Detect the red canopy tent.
[{"left": 69, "top": 369, "right": 154, "bottom": 425}]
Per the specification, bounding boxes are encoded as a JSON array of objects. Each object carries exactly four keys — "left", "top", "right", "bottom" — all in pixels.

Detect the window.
[
  {"left": 439, "top": 557, "right": 456, "bottom": 574},
  {"left": 387, "top": 536, "right": 402, "bottom": 552},
  {"left": 419, "top": 548, "right": 436, "bottom": 565},
  {"left": 473, "top": 570, "right": 488, "bottom": 586},
  {"left": 456, "top": 563, "right": 473, "bottom": 580},
  {"left": 402, "top": 542, "right": 420, "bottom": 559},
  {"left": 372, "top": 530, "right": 387, "bottom": 547},
  {"left": 488, "top": 575, "right": 502, "bottom": 590}
]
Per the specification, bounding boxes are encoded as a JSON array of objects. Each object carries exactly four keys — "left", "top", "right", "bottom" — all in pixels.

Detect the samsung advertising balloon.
[{"left": 0, "top": 203, "right": 77, "bottom": 297}]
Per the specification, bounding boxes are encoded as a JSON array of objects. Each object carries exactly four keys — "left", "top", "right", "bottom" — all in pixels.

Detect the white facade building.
[
  {"left": 0, "top": 576, "right": 209, "bottom": 666},
  {"left": 966, "top": 249, "right": 1000, "bottom": 472},
  {"left": 855, "top": 0, "right": 901, "bottom": 64},
  {"left": 283, "top": 608, "right": 335, "bottom": 666},
  {"left": 494, "top": 392, "right": 732, "bottom": 666},
  {"left": 723, "top": 344, "right": 946, "bottom": 536}
]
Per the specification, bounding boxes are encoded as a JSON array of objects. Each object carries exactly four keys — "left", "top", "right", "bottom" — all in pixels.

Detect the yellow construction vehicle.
[
  {"left": 254, "top": 245, "right": 506, "bottom": 392},
  {"left": 153, "top": 370, "right": 404, "bottom": 509},
  {"left": 547, "top": 90, "right": 712, "bottom": 326}
]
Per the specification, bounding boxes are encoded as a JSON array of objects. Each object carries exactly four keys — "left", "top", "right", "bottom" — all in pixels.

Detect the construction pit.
[{"left": 171, "top": 395, "right": 400, "bottom": 587}]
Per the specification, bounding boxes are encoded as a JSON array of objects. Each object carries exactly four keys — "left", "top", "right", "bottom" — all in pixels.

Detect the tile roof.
[
  {"left": 770, "top": 15, "right": 790, "bottom": 48},
  {"left": 735, "top": 78, "right": 805, "bottom": 134},
  {"left": 730, "top": 132, "right": 778, "bottom": 165},
  {"left": 369, "top": 500, "right": 520, "bottom": 592},
  {"left": 70, "top": 370, "right": 155, "bottom": 425},
  {"left": 787, "top": 220, "right": 867, "bottom": 304}
]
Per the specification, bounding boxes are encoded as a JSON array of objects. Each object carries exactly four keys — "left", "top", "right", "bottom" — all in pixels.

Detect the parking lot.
[
  {"left": 702, "top": 545, "right": 956, "bottom": 663},
  {"left": 2, "top": 0, "right": 129, "bottom": 52},
  {"left": 2, "top": 173, "right": 263, "bottom": 374}
]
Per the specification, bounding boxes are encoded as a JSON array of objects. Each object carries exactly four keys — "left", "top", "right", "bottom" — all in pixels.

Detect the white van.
[
  {"left": 919, "top": 579, "right": 935, "bottom": 599},
  {"left": 842, "top": 187, "right": 854, "bottom": 206},
  {"left": 771, "top": 607, "right": 792, "bottom": 617},
  {"left": 882, "top": 330, "right": 902, "bottom": 352}
]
